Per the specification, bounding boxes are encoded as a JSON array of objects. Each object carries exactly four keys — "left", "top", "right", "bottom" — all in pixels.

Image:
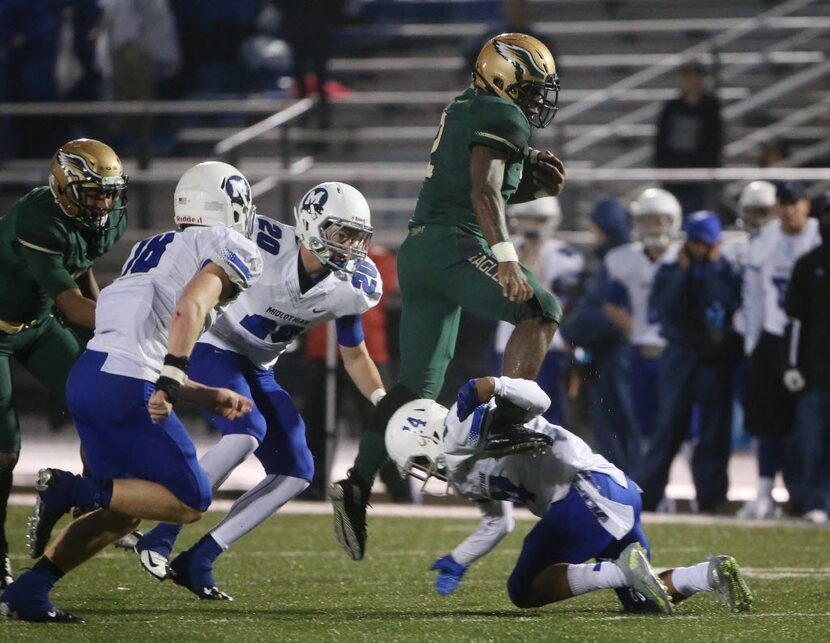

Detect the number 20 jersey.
[
  {"left": 200, "top": 216, "right": 383, "bottom": 369},
  {"left": 88, "top": 226, "right": 262, "bottom": 381}
]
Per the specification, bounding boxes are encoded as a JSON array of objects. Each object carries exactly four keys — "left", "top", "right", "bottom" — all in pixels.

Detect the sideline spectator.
[
  {"left": 784, "top": 194, "right": 830, "bottom": 524},
  {"left": 638, "top": 212, "right": 743, "bottom": 513},
  {"left": 654, "top": 61, "right": 723, "bottom": 215},
  {"left": 560, "top": 199, "right": 639, "bottom": 472},
  {"left": 739, "top": 182, "right": 821, "bottom": 519}
]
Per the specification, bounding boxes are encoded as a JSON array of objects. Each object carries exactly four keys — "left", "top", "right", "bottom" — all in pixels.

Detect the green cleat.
[
  {"left": 709, "top": 555, "right": 753, "bottom": 613},
  {"left": 615, "top": 543, "right": 673, "bottom": 615}
]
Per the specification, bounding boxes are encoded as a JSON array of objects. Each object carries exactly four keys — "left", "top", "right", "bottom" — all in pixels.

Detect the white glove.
[{"left": 782, "top": 369, "right": 806, "bottom": 393}]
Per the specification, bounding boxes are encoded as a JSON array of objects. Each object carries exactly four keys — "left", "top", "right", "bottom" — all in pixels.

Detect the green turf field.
[{"left": 2, "top": 506, "right": 828, "bottom": 641}]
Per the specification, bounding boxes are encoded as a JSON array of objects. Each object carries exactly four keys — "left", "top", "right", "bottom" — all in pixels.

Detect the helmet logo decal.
[
  {"left": 302, "top": 187, "right": 329, "bottom": 215},
  {"left": 493, "top": 40, "right": 547, "bottom": 79},
  {"left": 223, "top": 175, "right": 251, "bottom": 208},
  {"left": 57, "top": 150, "right": 99, "bottom": 182}
]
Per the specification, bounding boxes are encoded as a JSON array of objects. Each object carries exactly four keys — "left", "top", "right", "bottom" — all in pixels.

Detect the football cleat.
[
  {"left": 168, "top": 552, "right": 233, "bottom": 601},
  {"left": 0, "top": 600, "right": 84, "bottom": 624},
  {"left": 113, "top": 530, "right": 144, "bottom": 551},
  {"left": 27, "top": 468, "right": 75, "bottom": 558},
  {"left": 138, "top": 548, "right": 169, "bottom": 581},
  {"left": 708, "top": 555, "right": 753, "bottom": 613},
  {"left": 0, "top": 555, "right": 12, "bottom": 590},
  {"left": 615, "top": 543, "right": 673, "bottom": 615},
  {"left": 329, "top": 478, "right": 368, "bottom": 561},
  {"left": 483, "top": 425, "right": 553, "bottom": 458}
]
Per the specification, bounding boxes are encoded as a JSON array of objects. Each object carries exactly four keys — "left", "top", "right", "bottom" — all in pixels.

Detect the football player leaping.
[
  {"left": 134, "top": 182, "right": 385, "bottom": 600},
  {"left": 331, "top": 33, "right": 566, "bottom": 562},
  {"left": 385, "top": 377, "right": 753, "bottom": 614},
  {"left": 0, "top": 162, "right": 263, "bottom": 623}
]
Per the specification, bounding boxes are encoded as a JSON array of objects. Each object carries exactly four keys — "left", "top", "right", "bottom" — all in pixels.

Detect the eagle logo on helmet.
[
  {"left": 57, "top": 151, "right": 98, "bottom": 183},
  {"left": 493, "top": 39, "right": 548, "bottom": 82}
]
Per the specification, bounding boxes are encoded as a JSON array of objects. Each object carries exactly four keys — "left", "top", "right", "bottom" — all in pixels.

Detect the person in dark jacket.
[
  {"left": 784, "top": 195, "right": 830, "bottom": 523},
  {"left": 638, "top": 211, "right": 742, "bottom": 512},
  {"left": 561, "top": 199, "right": 640, "bottom": 472},
  {"left": 654, "top": 61, "right": 723, "bottom": 214}
]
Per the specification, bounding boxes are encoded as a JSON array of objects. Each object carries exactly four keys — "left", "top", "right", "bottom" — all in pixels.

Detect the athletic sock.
[
  {"left": 190, "top": 534, "right": 224, "bottom": 565},
  {"left": 72, "top": 476, "right": 113, "bottom": 511},
  {"left": 199, "top": 434, "right": 259, "bottom": 488},
  {"left": 757, "top": 476, "right": 775, "bottom": 500},
  {"left": 566, "top": 561, "right": 627, "bottom": 596},
  {"left": 350, "top": 432, "right": 387, "bottom": 493},
  {"left": 138, "top": 523, "right": 183, "bottom": 558},
  {"left": 31, "top": 556, "right": 64, "bottom": 584},
  {"left": 212, "top": 475, "right": 308, "bottom": 549},
  {"left": 671, "top": 562, "right": 714, "bottom": 596}
]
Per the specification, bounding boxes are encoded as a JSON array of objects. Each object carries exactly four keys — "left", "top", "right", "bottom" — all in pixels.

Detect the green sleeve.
[
  {"left": 15, "top": 198, "right": 68, "bottom": 255},
  {"left": 19, "top": 245, "right": 79, "bottom": 299},
  {"left": 469, "top": 97, "right": 530, "bottom": 156}
]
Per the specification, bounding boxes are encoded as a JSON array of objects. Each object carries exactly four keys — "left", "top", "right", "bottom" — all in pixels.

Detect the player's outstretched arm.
[{"left": 340, "top": 341, "right": 386, "bottom": 405}]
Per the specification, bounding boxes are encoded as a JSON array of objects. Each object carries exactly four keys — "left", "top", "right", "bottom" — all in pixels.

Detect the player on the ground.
[
  {"left": 385, "top": 377, "right": 753, "bottom": 614},
  {"left": 0, "top": 138, "right": 128, "bottom": 588},
  {"left": 330, "top": 32, "right": 566, "bottom": 561},
  {"left": 602, "top": 188, "right": 681, "bottom": 455},
  {"left": 0, "top": 162, "right": 262, "bottom": 623},
  {"left": 134, "top": 182, "right": 385, "bottom": 599}
]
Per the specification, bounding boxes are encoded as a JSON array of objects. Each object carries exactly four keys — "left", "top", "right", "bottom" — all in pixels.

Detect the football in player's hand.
[{"left": 531, "top": 150, "right": 566, "bottom": 196}]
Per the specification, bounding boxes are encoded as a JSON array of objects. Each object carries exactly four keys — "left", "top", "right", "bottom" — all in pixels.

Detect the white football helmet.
[
  {"left": 385, "top": 399, "right": 449, "bottom": 483},
  {"left": 174, "top": 161, "right": 255, "bottom": 238},
  {"left": 294, "top": 182, "right": 373, "bottom": 274},
  {"left": 630, "top": 188, "right": 682, "bottom": 249},
  {"left": 738, "top": 181, "right": 777, "bottom": 232},
  {"left": 507, "top": 196, "right": 561, "bottom": 240}
]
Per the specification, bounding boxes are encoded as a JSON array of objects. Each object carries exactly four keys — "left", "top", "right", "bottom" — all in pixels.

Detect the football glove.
[
  {"left": 782, "top": 368, "right": 806, "bottom": 393},
  {"left": 430, "top": 554, "right": 467, "bottom": 596}
]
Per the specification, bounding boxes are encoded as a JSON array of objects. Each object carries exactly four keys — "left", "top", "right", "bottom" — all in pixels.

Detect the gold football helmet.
[
  {"left": 473, "top": 33, "right": 560, "bottom": 128},
  {"left": 49, "top": 138, "right": 128, "bottom": 231}
]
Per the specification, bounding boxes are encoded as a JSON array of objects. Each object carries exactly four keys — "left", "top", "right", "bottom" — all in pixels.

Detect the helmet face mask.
[
  {"left": 474, "top": 33, "right": 559, "bottom": 129},
  {"left": 50, "top": 140, "right": 128, "bottom": 232},
  {"left": 295, "top": 182, "right": 373, "bottom": 275},
  {"left": 385, "top": 400, "right": 450, "bottom": 490}
]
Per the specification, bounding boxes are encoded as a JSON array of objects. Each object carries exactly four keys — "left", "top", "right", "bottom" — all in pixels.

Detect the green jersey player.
[
  {"left": 0, "top": 139, "right": 128, "bottom": 587},
  {"left": 331, "top": 33, "right": 566, "bottom": 561}
]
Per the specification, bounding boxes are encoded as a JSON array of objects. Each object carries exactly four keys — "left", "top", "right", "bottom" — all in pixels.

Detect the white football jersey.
[
  {"left": 443, "top": 396, "right": 634, "bottom": 539},
  {"left": 200, "top": 216, "right": 382, "bottom": 369},
  {"left": 88, "top": 226, "right": 262, "bottom": 381},
  {"left": 603, "top": 241, "right": 680, "bottom": 347},
  {"left": 744, "top": 218, "right": 820, "bottom": 349},
  {"left": 495, "top": 238, "right": 584, "bottom": 353}
]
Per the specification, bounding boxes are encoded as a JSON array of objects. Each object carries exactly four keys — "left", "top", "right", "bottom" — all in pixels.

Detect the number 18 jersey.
[
  {"left": 200, "top": 216, "right": 383, "bottom": 369},
  {"left": 87, "top": 226, "right": 262, "bottom": 381}
]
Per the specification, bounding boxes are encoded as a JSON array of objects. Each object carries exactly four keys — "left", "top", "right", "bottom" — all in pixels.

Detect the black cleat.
[
  {"left": 0, "top": 600, "right": 85, "bottom": 624},
  {"left": 0, "top": 555, "right": 12, "bottom": 589},
  {"left": 329, "top": 477, "right": 368, "bottom": 561},
  {"left": 483, "top": 425, "right": 553, "bottom": 458},
  {"left": 168, "top": 553, "right": 233, "bottom": 601},
  {"left": 27, "top": 468, "right": 75, "bottom": 559}
]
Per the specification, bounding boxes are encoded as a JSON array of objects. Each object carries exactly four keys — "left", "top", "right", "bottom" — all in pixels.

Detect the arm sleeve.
[
  {"left": 207, "top": 231, "right": 263, "bottom": 292},
  {"left": 18, "top": 245, "right": 79, "bottom": 300},
  {"left": 604, "top": 278, "right": 632, "bottom": 311},
  {"left": 335, "top": 315, "right": 364, "bottom": 347},
  {"left": 469, "top": 98, "right": 530, "bottom": 156},
  {"left": 450, "top": 501, "right": 514, "bottom": 566},
  {"left": 493, "top": 377, "right": 551, "bottom": 420}
]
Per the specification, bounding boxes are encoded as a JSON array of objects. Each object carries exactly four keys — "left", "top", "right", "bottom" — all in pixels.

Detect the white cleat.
[
  {"left": 139, "top": 549, "right": 169, "bottom": 581},
  {"left": 113, "top": 530, "right": 143, "bottom": 551},
  {"left": 803, "top": 509, "right": 829, "bottom": 525},
  {"left": 708, "top": 555, "right": 753, "bottom": 613},
  {"left": 615, "top": 543, "right": 673, "bottom": 615}
]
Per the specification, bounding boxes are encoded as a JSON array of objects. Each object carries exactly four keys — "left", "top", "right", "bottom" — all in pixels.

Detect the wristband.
[
  {"left": 491, "top": 241, "right": 519, "bottom": 263},
  {"left": 155, "top": 375, "right": 181, "bottom": 404},
  {"left": 370, "top": 388, "right": 387, "bottom": 406}
]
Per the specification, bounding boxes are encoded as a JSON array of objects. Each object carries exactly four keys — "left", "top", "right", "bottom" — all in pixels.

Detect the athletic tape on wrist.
[
  {"left": 491, "top": 241, "right": 519, "bottom": 263},
  {"left": 370, "top": 388, "right": 387, "bottom": 406}
]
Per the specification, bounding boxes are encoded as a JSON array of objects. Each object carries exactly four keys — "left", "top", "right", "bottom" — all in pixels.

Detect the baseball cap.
[{"left": 684, "top": 210, "right": 722, "bottom": 245}]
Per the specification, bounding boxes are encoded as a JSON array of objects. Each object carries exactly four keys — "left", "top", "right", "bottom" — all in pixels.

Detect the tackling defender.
[
  {"left": 134, "top": 182, "right": 385, "bottom": 599},
  {"left": 331, "top": 32, "right": 566, "bottom": 561},
  {"left": 0, "top": 139, "right": 128, "bottom": 587},
  {"left": 385, "top": 377, "right": 753, "bottom": 614},
  {"left": 0, "top": 162, "right": 262, "bottom": 623}
]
